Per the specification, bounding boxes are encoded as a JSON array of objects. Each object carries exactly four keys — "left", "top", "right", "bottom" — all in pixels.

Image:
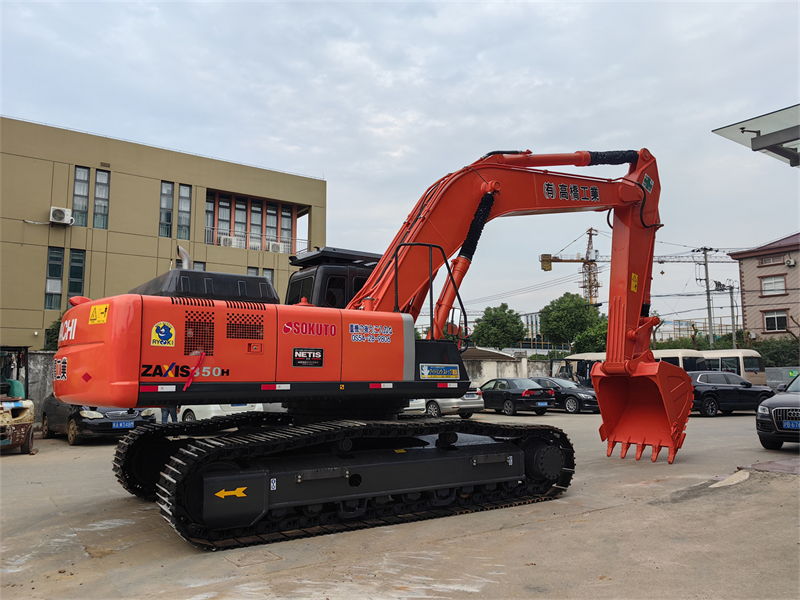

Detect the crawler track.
[{"left": 113, "top": 414, "right": 574, "bottom": 550}]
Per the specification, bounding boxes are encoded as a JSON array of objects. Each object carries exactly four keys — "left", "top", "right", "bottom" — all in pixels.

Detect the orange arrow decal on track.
[{"left": 215, "top": 487, "right": 248, "bottom": 499}]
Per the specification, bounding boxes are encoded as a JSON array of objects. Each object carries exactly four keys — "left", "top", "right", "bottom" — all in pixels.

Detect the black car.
[
  {"left": 40, "top": 395, "right": 157, "bottom": 445},
  {"left": 531, "top": 377, "right": 599, "bottom": 414},
  {"left": 756, "top": 376, "right": 800, "bottom": 450},
  {"left": 480, "top": 378, "right": 554, "bottom": 416},
  {"left": 688, "top": 371, "right": 775, "bottom": 417}
]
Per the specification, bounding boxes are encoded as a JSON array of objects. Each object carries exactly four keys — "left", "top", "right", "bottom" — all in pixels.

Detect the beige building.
[
  {"left": 0, "top": 117, "right": 326, "bottom": 349},
  {"left": 729, "top": 233, "right": 800, "bottom": 339}
]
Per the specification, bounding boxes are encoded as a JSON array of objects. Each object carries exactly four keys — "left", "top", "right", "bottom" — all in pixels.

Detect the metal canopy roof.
[{"left": 713, "top": 104, "right": 800, "bottom": 167}]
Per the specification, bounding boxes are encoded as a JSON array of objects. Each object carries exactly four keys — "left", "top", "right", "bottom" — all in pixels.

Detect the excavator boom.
[{"left": 349, "top": 148, "right": 693, "bottom": 463}]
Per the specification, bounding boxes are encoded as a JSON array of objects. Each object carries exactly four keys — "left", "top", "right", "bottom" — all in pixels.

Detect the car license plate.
[
  {"left": 464, "top": 394, "right": 477, "bottom": 399},
  {"left": 783, "top": 420, "right": 800, "bottom": 430},
  {"left": 537, "top": 401, "right": 548, "bottom": 407},
  {"left": 231, "top": 404, "right": 246, "bottom": 407},
  {"left": 113, "top": 421, "right": 134, "bottom": 429}
]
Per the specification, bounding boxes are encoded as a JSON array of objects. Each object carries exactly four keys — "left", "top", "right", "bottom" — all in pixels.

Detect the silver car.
[{"left": 405, "top": 389, "right": 483, "bottom": 419}]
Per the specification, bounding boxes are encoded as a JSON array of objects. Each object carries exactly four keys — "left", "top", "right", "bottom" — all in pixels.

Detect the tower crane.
[{"left": 540, "top": 230, "right": 735, "bottom": 303}]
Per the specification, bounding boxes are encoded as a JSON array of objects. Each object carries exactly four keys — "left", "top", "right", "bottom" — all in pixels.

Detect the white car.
[
  {"left": 177, "top": 403, "right": 261, "bottom": 422},
  {"left": 405, "top": 389, "right": 483, "bottom": 419}
]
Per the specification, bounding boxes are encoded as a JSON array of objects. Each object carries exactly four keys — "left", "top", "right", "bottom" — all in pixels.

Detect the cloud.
[{"left": 2, "top": 0, "right": 797, "bottom": 321}]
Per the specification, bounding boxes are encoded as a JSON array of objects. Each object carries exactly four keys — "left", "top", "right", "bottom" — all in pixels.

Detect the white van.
[{"left": 701, "top": 349, "right": 767, "bottom": 385}]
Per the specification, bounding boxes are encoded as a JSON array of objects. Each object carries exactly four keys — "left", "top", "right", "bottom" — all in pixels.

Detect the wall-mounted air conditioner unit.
[
  {"left": 49, "top": 207, "right": 74, "bottom": 225},
  {"left": 268, "top": 241, "right": 283, "bottom": 253},
  {"left": 219, "top": 235, "right": 234, "bottom": 247},
  {"left": 786, "top": 258, "right": 796, "bottom": 267}
]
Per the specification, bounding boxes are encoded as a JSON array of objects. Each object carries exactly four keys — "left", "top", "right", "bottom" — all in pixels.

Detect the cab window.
[
  {"left": 323, "top": 276, "right": 347, "bottom": 308},
  {"left": 286, "top": 276, "right": 314, "bottom": 305}
]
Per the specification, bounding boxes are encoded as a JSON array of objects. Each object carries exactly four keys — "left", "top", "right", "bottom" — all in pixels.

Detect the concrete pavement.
[{"left": 1, "top": 411, "right": 798, "bottom": 599}]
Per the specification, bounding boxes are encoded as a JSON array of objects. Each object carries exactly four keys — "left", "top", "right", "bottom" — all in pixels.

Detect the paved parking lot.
[{"left": 1, "top": 410, "right": 798, "bottom": 600}]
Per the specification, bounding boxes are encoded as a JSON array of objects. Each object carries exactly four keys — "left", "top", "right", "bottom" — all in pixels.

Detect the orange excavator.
[{"left": 53, "top": 148, "right": 693, "bottom": 550}]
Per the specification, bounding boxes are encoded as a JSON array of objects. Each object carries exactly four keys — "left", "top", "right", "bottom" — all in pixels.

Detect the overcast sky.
[{"left": 3, "top": 1, "right": 798, "bottom": 332}]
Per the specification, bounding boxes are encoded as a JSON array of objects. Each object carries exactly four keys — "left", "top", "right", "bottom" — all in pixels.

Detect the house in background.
[
  {"left": 729, "top": 232, "right": 800, "bottom": 339},
  {"left": 0, "top": 117, "right": 327, "bottom": 349}
]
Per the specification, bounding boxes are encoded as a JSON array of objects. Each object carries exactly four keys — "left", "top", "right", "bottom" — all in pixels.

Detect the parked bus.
[
  {"left": 701, "top": 349, "right": 766, "bottom": 385},
  {"left": 553, "top": 349, "right": 708, "bottom": 387}
]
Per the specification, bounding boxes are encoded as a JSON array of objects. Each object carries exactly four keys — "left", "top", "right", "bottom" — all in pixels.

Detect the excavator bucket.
[{"left": 593, "top": 360, "right": 693, "bottom": 464}]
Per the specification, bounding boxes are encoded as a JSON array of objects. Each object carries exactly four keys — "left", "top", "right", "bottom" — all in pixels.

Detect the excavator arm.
[{"left": 349, "top": 148, "right": 693, "bottom": 463}]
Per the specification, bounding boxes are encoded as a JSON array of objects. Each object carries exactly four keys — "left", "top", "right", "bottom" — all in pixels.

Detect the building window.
[
  {"left": 218, "top": 195, "right": 231, "bottom": 244},
  {"left": 234, "top": 197, "right": 248, "bottom": 248},
  {"left": 205, "top": 192, "right": 215, "bottom": 244},
  {"left": 281, "top": 206, "right": 293, "bottom": 253},
  {"left": 250, "top": 201, "right": 262, "bottom": 250},
  {"left": 177, "top": 185, "right": 191, "bottom": 240},
  {"left": 68, "top": 250, "right": 86, "bottom": 298},
  {"left": 159, "top": 182, "right": 174, "bottom": 237},
  {"left": 73, "top": 167, "right": 90, "bottom": 227},
  {"left": 92, "top": 170, "right": 110, "bottom": 229},
  {"left": 266, "top": 203, "right": 278, "bottom": 243},
  {"left": 761, "top": 275, "right": 786, "bottom": 296},
  {"left": 193, "top": 262, "right": 206, "bottom": 272},
  {"left": 203, "top": 190, "right": 300, "bottom": 253},
  {"left": 247, "top": 267, "right": 258, "bottom": 276},
  {"left": 263, "top": 268, "right": 274, "bottom": 283},
  {"left": 759, "top": 255, "right": 784, "bottom": 266},
  {"left": 45, "top": 248, "right": 64, "bottom": 310},
  {"left": 764, "top": 310, "right": 788, "bottom": 331}
]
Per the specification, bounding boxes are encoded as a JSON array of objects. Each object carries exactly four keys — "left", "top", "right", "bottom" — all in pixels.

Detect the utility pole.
[
  {"left": 729, "top": 285, "right": 737, "bottom": 349},
  {"left": 695, "top": 247, "right": 716, "bottom": 349}
]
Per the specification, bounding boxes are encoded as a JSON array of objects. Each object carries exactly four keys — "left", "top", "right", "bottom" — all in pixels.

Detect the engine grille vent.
[
  {"left": 184, "top": 310, "right": 215, "bottom": 356},
  {"left": 172, "top": 297, "right": 214, "bottom": 307},
  {"left": 225, "top": 301, "right": 269, "bottom": 311},
  {"left": 227, "top": 313, "right": 264, "bottom": 340}
]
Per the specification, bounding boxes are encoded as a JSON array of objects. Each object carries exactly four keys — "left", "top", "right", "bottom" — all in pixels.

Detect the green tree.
[
  {"left": 539, "top": 293, "right": 601, "bottom": 351},
  {"left": 470, "top": 303, "right": 526, "bottom": 349},
  {"left": 754, "top": 336, "right": 800, "bottom": 368},
  {"left": 572, "top": 317, "right": 608, "bottom": 354},
  {"left": 44, "top": 315, "right": 63, "bottom": 351}
]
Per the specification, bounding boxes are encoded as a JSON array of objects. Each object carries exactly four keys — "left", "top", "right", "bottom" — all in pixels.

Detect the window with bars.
[
  {"left": 92, "top": 170, "right": 110, "bottom": 229},
  {"left": 764, "top": 310, "right": 787, "bottom": 331},
  {"left": 247, "top": 267, "right": 258, "bottom": 276},
  {"left": 68, "top": 250, "right": 86, "bottom": 298},
  {"left": 263, "top": 268, "right": 274, "bottom": 283},
  {"left": 178, "top": 184, "right": 191, "bottom": 240},
  {"left": 250, "top": 201, "right": 262, "bottom": 250},
  {"left": 73, "top": 167, "right": 90, "bottom": 227},
  {"left": 266, "top": 203, "right": 278, "bottom": 242},
  {"left": 234, "top": 197, "right": 248, "bottom": 248},
  {"left": 761, "top": 275, "right": 786, "bottom": 296},
  {"left": 193, "top": 262, "right": 206, "bottom": 271},
  {"left": 45, "top": 248, "right": 64, "bottom": 310},
  {"left": 160, "top": 182, "right": 174, "bottom": 237}
]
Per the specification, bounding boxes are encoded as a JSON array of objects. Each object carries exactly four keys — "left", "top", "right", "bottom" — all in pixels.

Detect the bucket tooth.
[
  {"left": 620, "top": 441, "right": 632, "bottom": 459},
  {"left": 667, "top": 446, "right": 677, "bottom": 464},
  {"left": 607, "top": 441, "right": 617, "bottom": 457},
  {"left": 651, "top": 443, "right": 662, "bottom": 463},
  {"left": 634, "top": 442, "right": 646, "bottom": 461}
]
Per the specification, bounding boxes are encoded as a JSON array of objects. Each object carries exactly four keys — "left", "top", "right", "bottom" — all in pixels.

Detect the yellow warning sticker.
[
  {"left": 88, "top": 304, "right": 109, "bottom": 325},
  {"left": 631, "top": 273, "right": 639, "bottom": 293}
]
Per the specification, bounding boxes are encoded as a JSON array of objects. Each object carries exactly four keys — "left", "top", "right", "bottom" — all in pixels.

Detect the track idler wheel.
[{"left": 520, "top": 438, "right": 565, "bottom": 483}]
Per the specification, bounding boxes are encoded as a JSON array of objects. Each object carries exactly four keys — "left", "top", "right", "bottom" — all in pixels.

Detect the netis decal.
[
  {"left": 292, "top": 348, "right": 324, "bottom": 367},
  {"left": 282, "top": 321, "right": 337, "bottom": 336}
]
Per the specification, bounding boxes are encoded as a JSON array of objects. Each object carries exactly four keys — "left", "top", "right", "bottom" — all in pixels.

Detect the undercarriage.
[{"left": 113, "top": 412, "right": 575, "bottom": 550}]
